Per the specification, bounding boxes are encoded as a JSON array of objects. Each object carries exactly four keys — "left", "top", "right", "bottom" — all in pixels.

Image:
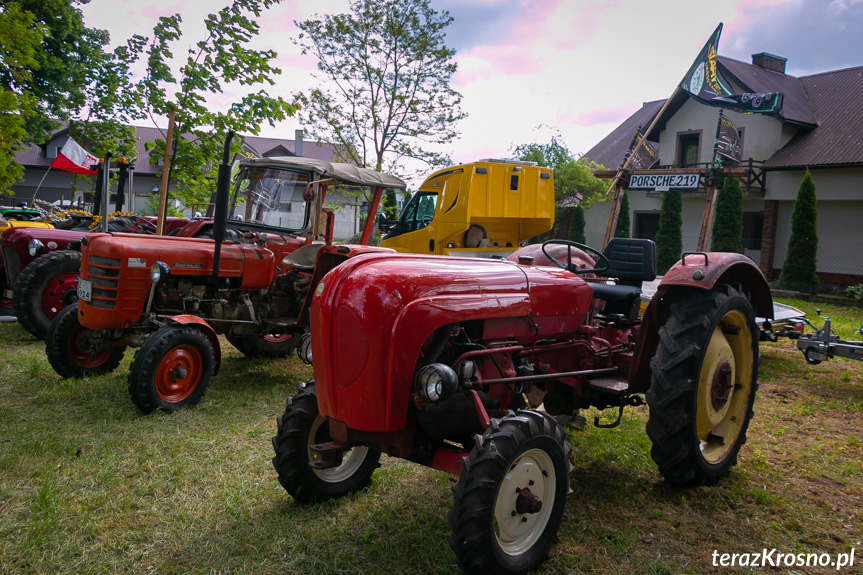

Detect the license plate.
[{"left": 77, "top": 279, "right": 92, "bottom": 302}]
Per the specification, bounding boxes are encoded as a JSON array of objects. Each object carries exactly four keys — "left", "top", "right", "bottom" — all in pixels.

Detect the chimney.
[
  {"left": 294, "top": 129, "right": 304, "bottom": 157},
  {"left": 751, "top": 52, "right": 787, "bottom": 74}
]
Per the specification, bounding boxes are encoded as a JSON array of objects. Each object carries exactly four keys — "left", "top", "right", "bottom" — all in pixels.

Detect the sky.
[{"left": 79, "top": 0, "right": 863, "bottom": 183}]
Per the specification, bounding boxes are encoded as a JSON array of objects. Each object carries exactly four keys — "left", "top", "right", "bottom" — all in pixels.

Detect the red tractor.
[
  {"left": 46, "top": 137, "right": 406, "bottom": 414},
  {"left": 271, "top": 240, "right": 773, "bottom": 574}
]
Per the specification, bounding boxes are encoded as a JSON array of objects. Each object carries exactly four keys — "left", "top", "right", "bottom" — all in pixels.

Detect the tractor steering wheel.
[
  {"left": 541, "top": 239, "right": 610, "bottom": 275},
  {"left": 128, "top": 215, "right": 157, "bottom": 233}
]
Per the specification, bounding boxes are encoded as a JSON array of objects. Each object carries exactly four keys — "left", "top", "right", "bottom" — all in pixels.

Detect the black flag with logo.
[
  {"left": 681, "top": 23, "right": 783, "bottom": 115},
  {"left": 714, "top": 111, "right": 742, "bottom": 163},
  {"left": 625, "top": 130, "right": 659, "bottom": 171}
]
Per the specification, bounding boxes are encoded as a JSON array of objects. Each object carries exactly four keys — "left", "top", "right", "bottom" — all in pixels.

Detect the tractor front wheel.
[
  {"left": 646, "top": 281, "right": 759, "bottom": 486},
  {"left": 45, "top": 303, "right": 126, "bottom": 378},
  {"left": 271, "top": 382, "right": 381, "bottom": 503},
  {"left": 448, "top": 409, "right": 573, "bottom": 575},
  {"left": 226, "top": 332, "right": 301, "bottom": 358},
  {"left": 13, "top": 250, "right": 80, "bottom": 339},
  {"left": 127, "top": 325, "right": 215, "bottom": 414}
]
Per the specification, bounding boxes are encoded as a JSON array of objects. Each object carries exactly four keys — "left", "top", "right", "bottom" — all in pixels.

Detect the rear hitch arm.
[{"left": 594, "top": 395, "right": 645, "bottom": 429}]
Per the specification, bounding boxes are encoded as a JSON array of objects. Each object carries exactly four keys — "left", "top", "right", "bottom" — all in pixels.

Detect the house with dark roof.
[
  {"left": 582, "top": 53, "right": 863, "bottom": 289},
  {"left": 7, "top": 126, "right": 380, "bottom": 239}
]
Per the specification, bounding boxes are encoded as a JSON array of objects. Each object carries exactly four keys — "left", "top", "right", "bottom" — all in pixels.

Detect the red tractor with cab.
[
  {"left": 46, "top": 136, "right": 406, "bottom": 414},
  {"left": 271, "top": 238, "right": 772, "bottom": 574}
]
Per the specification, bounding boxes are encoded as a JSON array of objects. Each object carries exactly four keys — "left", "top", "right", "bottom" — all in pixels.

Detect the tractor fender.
[
  {"left": 629, "top": 252, "right": 772, "bottom": 392},
  {"left": 165, "top": 315, "right": 222, "bottom": 375}
]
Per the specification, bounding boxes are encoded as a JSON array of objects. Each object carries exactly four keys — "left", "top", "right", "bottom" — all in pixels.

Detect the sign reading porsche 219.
[{"left": 628, "top": 173, "right": 701, "bottom": 191}]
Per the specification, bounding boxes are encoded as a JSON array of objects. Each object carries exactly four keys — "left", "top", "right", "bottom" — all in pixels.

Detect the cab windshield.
[
  {"left": 229, "top": 166, "right": 311, "bottom": 232},
  {"left": 384, "top": 191, "right": 438, "bottom": 239}
]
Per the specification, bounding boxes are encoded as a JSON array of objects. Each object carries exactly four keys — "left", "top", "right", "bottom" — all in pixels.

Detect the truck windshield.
[
  {"left": 229, "top": 166, "right": 311, "bottom": 232},
  {"left": 393, "top": 191, "right": 438, "bottom": 235}
]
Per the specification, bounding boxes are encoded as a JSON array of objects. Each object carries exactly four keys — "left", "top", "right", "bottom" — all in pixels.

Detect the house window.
[
  {"left": 742, "top": 211, "right": 763, "bottom": 250},
  {"left": 634, "top": 212, "right": 661, "bottom": 241},
  {"left": 677, "top": 132, "right": 700, "bottom": 166}
]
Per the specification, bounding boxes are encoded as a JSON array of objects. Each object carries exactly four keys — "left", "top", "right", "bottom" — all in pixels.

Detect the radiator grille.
[
  {"left": 85, "top": 256, "right": 121, "bottom": 310},
  {"left": 2, "top": 247, "right": 21, "bottom": 285}
]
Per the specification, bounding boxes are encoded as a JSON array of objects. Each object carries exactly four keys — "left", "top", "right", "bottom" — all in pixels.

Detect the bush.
[
  {"left": 846, "top": 285, "right": 863, "bottom": 300},
  {"left": 776, "top": 170, "right": 819, "bottom": 293},
  {"left": 568, "top": 205, "right": 586, "bottom": 244},
  {"left": 655, "top": 189, "right": 682, "bottom": 274},
  {"left": 710, "top": 177, "right": 743, "bottom": 253},
  {"left": 614, "top": 191, "right": 630, "bottom": 238}
]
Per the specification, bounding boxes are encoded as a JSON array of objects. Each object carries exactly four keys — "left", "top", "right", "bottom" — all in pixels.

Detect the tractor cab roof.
[{"left": 240, "top": 157, "right": 407, "bottom": 190}]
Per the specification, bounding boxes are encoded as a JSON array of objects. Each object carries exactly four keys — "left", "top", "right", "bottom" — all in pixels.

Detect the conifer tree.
[
  {"left": 382, "top": 189, "right": 398, "bottom": 219},
  {"left": 710, "top": 177, "right": 743, "bottom": 253},
  {"left": 614, "top": 191, "right": 630, "bottom": 238},
  {"left": 777, "top": 170, "right": 820, "bottom": 293},
  {"left": 655, "top": 190, "right": 682, "bottom": 274},
  {"left": 568, "top": 205, "right": 586, "bottom": 244}
]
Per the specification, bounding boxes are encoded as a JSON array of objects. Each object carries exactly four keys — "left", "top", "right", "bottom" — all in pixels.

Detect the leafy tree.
[
  {"left": 655, "top": 190, "right": 682, "bottom": 274},
  {"left": 7, "top": 0, "right": 113, "bottom": 145},
  {"left": 710, "top": 177, "right": 743, "bottom": 253},
  {"left": 123, "top": 0, "right": 297, "bottom": 207},
  {"left": 568, "top": 205, "right": 586, "bottom": 244},
  {"left": 614, "top": 190, "right": 630, "bottom": 238},
  {"left": 513, "top": 137, "right": 608, "bottom": 208},
  {"left": 294, "top": 0, "right": 466, "bottom": 177},
  {"left": 777, "top": 170, "right": 819, "bottom": 293},
  {"left": 0, "top": 1, "right": 137, "bottom": 192},
  {"left": 0, "top": 2, "right": 44, "bottom": 190}
]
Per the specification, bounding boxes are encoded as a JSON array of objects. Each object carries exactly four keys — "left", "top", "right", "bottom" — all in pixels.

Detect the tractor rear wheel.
[
  {"left": 448, "top": 410, "right": 573, "bottom": 575},
  {"left": 127, "top": 325, "right": 215, "bottom": 414},
  {"left": 46, "top": 303, "right": 126, "bottom": 378},
  {"left": 13, "top": 250, "right": 80, "bottom": 339},
  {"left": 226, "top": 332, "right": 301, "bottom": 358},
  {"left": 271, "top": 382, "right": 381, "bottom": 503},
  {"left": 646, "top": 282, "right": 759, "bottom": 486}
]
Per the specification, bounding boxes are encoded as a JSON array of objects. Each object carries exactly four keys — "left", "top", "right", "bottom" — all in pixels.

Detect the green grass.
[{"left": 1, "top": 300, "right": 862, "bottom": 574}]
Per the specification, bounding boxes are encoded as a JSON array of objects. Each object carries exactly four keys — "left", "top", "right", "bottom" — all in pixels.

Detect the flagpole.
[
  {"left": 32, "top": 167, "right": 52, "bottom": 200},
  {"left": 602, "top": 86, "right": 681, "bottom": 247}
]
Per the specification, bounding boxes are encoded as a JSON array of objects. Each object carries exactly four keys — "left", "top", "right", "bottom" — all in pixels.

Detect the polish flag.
[{"left": 50, "top": 138, "right": 98, "bottom": 174}]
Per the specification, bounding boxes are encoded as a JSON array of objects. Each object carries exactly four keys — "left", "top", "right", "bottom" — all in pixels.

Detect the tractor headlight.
[
  {"left": 28, "top": 239, "right": 44, "bottom": 257},
  {"left": 297, "top": 333, "right": 313, "bottom": 365},
  {"left": 150, "top": 261, "right": 170, "bottom": 284},
  {"left": 414, "top": 363, "right": 458, "bottom": 403}
]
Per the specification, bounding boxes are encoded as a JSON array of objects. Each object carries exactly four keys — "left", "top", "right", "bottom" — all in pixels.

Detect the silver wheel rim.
[
  {"left": 493, "top": 447, "right": 556, "bottom": 555},
  {"left": 307, "top": 415, "right": 370, "bottom": 483}
]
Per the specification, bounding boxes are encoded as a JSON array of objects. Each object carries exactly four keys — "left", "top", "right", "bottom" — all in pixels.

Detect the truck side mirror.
[{"left": 377, "top": 212, "right": 390, "bottom": 233}]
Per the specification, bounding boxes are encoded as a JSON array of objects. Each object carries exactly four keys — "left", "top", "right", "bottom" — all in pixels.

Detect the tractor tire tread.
[{"left": 13, "top": 250, "right": 80, "bottom": 339}]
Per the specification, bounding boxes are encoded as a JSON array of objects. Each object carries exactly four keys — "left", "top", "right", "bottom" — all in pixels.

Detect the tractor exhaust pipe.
[{"left": 211, "top": 131, "right": 234, "bottom": 286}]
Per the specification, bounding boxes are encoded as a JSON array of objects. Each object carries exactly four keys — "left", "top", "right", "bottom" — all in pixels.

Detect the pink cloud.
[
  {"left": 564, "top": 104, "right": 639, "bottom": 127},
  {"left": 139, "top": 3, "right": 186, "bottom": 20},
  {"left": 273, "top": 52, "right": 318, "bottom": 72},
  {"left": 725, "top": 0, "right": 796, "bottom": 35}
]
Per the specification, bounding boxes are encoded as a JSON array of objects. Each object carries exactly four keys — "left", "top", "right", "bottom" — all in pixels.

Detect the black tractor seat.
[
  {"left": 590, "top": 238, "right": 656, "bottom": 321},
  {"left": 588, "top": 282, "right": 642, "bottom": 302}
]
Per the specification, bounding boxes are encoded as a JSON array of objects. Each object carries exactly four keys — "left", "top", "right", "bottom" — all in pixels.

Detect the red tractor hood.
[
  {"left": 310, "top": 253, "right": 593, "bottom": 432},
  {"left": 78, "top": 233, "right": 280, "bottom": 330},
  {"left": 2, "top": 226, "right": 89, "bottom": 249}
]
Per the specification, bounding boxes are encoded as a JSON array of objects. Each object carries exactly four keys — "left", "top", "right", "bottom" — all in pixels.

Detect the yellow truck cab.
[{"left": 379, "top": 159, "right": 554, "bottom": 257}]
